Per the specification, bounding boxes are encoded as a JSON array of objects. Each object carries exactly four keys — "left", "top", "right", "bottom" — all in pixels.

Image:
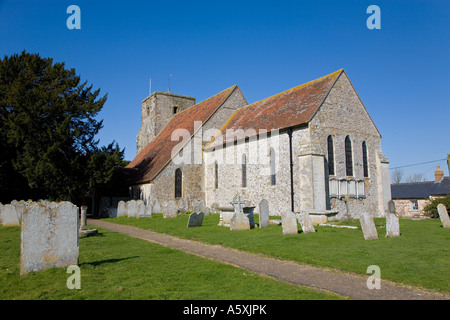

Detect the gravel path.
[{"left": 87, "top": 218, "right": 449, "bottom": 300}]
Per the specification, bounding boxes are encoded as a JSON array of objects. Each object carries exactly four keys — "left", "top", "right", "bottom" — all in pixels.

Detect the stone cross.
[
  {"left": 437, "top": 204, "right": 450, "bottom": 228},
  {"left": 231, "top": 194, "right": 246, "bottom": 215}
]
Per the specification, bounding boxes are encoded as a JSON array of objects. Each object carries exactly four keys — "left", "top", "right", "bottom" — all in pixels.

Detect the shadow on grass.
[{"left": 80, "top": 256, "right": 140, "bottom": 267}]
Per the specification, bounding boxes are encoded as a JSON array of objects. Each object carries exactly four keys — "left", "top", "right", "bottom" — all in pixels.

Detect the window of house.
[
  {"left": 410, "top": 200, "right": 419, "bottom": 211},
  {"left": 175, "top": 168, "right": 182, "bottom": 198},
  {"left": 242, "top": 154, "right": 247, "bottom": 188},
  {"left": 270, "top": 147, "right": 276, "bottom": 186},
  {"left": 345, "top": 136, "right": 353, "bottom": 176},
  {"left": 362, "top": 141, "right": 369, "bottom": 178}
]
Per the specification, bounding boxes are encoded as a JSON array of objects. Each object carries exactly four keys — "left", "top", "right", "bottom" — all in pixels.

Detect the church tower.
[{"left": 136, "top": 91, "right": 196, "bottom": 154}]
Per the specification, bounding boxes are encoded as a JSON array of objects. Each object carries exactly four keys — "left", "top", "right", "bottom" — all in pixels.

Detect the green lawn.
[
  {"left": 105, "top": 213, "right": 450, "bottom": 294},
  {"left": 0, "top": 225, "right": 343, "bottom": 300}
]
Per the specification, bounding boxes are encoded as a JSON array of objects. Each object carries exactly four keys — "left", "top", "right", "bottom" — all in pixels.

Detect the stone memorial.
[
  {"left": 1, "top": 204, "right": 19, "bottom": 226},
  {"left": 136, "top": 200, "right": 145, "bottom": 218},
  {"left": 13, "top": 202, "right": 26, "bottom": 223},
  {"left": 297, "top": 211, "right": 315, "bottom": 234},
  {"left": 127, "top": 200, "right": 138, "bottom": 218},
  {"left": 359, "top": 211, "right": 378, "bottom": 240},
  {"left": 229, "top": 194, "right": 250, "bottom": 231},
  {"left": 153, "top": 199, "right": 161, "bottom": 213},
  {"left": 187, "top": 209, "right": 204, "bottom": 227},
  {"left": 20, "top": 202, "right": 79, "bottom": 276},
  {"left": 79, "top": 205, "right": 98, "bottom": 237},
  {"left": 117, "top": 201, "right": 126, "bottom": 217},
  {"left": 386, "top": 200, "right": 400, "bottom": 237},
  {"left": 145, "top": 204, "right": 153, "bottom": 217},
  {"left": 281, "top": 211, "right": 298, "bottom": 235},
  {"left": 437, "top": 204, "right": 450, "bottom": 228},
  {"left": 162, "top": 199, "right": 177, "bottom": 218},
  {"left": 259, "top": 199, "right": 269, "bottom": 228}
]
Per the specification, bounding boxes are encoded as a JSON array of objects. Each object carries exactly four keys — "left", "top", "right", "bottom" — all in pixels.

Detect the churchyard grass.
[
  {"left": 106, "top": 214, "right": 450, "bottom": 294},
  {"left": 0, "top": 225, "right": 343, "bottom": 300}
]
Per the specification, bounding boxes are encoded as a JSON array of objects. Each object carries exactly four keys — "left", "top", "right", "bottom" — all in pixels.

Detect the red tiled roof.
[
  {"left": 206, "top": 69, "right": 344, "bottom": 149},
  {"left": 126, "top": 85, "right": 238, "bottom": 184}
]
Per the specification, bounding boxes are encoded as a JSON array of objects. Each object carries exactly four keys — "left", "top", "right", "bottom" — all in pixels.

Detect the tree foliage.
[
  {"left": 0, "top": 51, "right": 125, "bottom": 203},
  {"left": 423, "top": 195, "right": 450, "bottom": 219}
]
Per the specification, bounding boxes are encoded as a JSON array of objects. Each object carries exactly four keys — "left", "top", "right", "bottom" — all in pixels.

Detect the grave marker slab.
[
  {"left": 281, "top": 211, "right": 298, "bottom": 235},
  {"left": 1, "top": 204, "right": 19, "bottom": 226},
  {"left": 117, "top": 201, "right": 126, "bottom": 217},
  {"left": 259, "top": 199, "right": 269, "bottom": 229},
  {"left": 386, "top": 200, "right": 400, "bottom": 237},
  {"left": 437, "top": 204, "right": 450, "bottom": 228},
  {"left": 187, "top": 211, "right": 204, "bottom": 227},
  {"left": 127, "top": 200, "right": 138, "bottom": 218},
  {"left": 359, "top": 212, "right": 378, "bottom": 240},
  {"left": 297, "top": 211, "right": 315, "bottom": 234}
]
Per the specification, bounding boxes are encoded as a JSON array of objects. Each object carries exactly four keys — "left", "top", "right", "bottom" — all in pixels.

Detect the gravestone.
[
  {"left": 359, "top": 212, "right": 378, "bottom": 240},
  {"left": 203, "top": 207, "right": 210, "bottom": 216},
  {"left": 437, "top": 204, "right": 450, "bottom": 228},
  {"left": 386, "top": 200, "right": 400, "bottom": 237},
  {"left": 297, "top": 211, "right": 315, "bottom": 234},
  {"left": 153, "top": 199, "right": 161, "bottom": 213},
  {"left": 162, "top": 200, "right": 177, "bottom": 218},
  {"left": 144, "top": 204, "right": 153, "bottom": 217},
  {"left": 243, "top": 206, "right": 256, "bottom": 228},
  {"left": 136, "top": 200, "right": 145, "bottom": 218},
  {"left": 187, "top": 208, "right": 204, "bottom": 227},
  {"left": 20, "top": 202, "right": 79, "bottom": 276},
  {"left": 80, "top": 205, "right": 88, "bottom": 230},
  {"left": 281, "top": 211, "right": 298, "bottom": 235},
  {"left": 117, "top": 201, "right": 126, "bottom": 217},
  {"left": 13, "top": 202, "right": 27, "bottom": 223},
  {"left": 127, "top": 200, "right": 138, "bottom": 218},
  {"left": 259, "top": 199, "right": 269, "bottom": 228},
  {"left": 1, "top": 204, "right": 19, "bottom": 226},
  {"left": 230, "top": 194, "right": 250, "bottom": 231}
]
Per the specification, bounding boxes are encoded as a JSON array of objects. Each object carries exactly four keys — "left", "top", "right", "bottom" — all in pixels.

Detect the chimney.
[{"left": 435, "top": 165, "right": 444, "bottom": 182}]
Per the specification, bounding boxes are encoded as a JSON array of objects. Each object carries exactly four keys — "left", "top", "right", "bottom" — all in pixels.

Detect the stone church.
[{"left": 124, "top": 69, "right": 391, "bottom": 219}]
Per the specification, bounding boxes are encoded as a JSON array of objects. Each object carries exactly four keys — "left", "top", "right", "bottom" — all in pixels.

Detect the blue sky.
[{"left": 1, "top": 0, "right": 449, "bottom": 181}]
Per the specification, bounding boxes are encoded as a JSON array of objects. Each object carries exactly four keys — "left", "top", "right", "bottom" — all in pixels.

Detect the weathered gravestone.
[
  {"left": 153, "top": 199, "right": 161, "bottom": 213},
  {"left": 230, "top": 194, "right": 250, "bottom": 231},
  {"left": 297, "top": 211, "right": 315, "bottom": 234},
  {"left": 437, "top": 204, "right": 450, "bottom": 228},
  {"left": 162, "top": 199, "right": 177, "bottom": 218},
  {"left": 127, "top": 200, "right": 138, "bottom": 218},
  {"left": 13, "top": 202, "right": 27, "bottom": 223},
  {"left": 259, "top": 199, "right": 269, "bottom": 229},
  {"left": 386, "top": 200, "right": 400, "bottom": 237},
  {"left": 136, "top": 200, "right": 145, "bottom": 218},
  {"left": 359, "top": 212, "right": 378, "bottom": 240},
  {"left": 117, "top": 201, "right": 126, "bottom": 217},
  {"left": 203, "top": 207, "right": 210, "bottom": 216},
  {"left": 1, "top": 204, "right": 19, "bottom": 226},
  {"left": 281, "top": 211, "right": 298, "bottom": 235},
  {"left": 144, "top": 204, "right": 153, "bottom": 217},
  {"left": 20, "top": 202, "right": 79, "bottom": 276},
  {"left": 187, "top": 208, "right": 204, "bottom": 227}
]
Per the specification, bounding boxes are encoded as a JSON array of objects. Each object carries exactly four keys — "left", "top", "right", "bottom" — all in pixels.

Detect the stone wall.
[{"left": 393, "top": 199, "right": 428, "bottom": 218}]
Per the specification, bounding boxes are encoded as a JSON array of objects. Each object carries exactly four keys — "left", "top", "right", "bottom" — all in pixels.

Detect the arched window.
[
  {"left": 214, "top": 161, "right": 218, "bottom": 190},
  {"left": 175, "top": 168, "right": 182, "bottom": 198},
  {"left": 345, "top": 136, "right": 353, "bottom": 176},
  {"left": 362, "top": 141, "right": 369, "bottom": 177},
  {"left": 327, "top": 135, "right": 335, "bottom": 176},
  {"left": 270, "top": 148, "right": 276, "bottom": 186},
  {"left": 242, "top": 154, "right": 247, "bottom": 188}
]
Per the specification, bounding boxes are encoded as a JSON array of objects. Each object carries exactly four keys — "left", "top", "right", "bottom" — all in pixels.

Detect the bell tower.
[{"left": 136, "top": 91, "right": 196, "bottom": 155}]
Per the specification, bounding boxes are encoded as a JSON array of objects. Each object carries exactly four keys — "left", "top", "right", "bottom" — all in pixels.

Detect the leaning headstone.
[
  {"left": 281, "top": 211, "right": 298, "bottom": 235},
  {"left": 117, "top": 201, "right": 126, "bottom": 217},
  {"left": 187, "top": 210, "right": 204, "bottom": 227},
  {"left": 20, "top": 202, "right": 79, "bottom": 276},
  {"left": 437, "top": 204, "right": 450, "bottom": 228},
  {"left": 1, "top": 204, "right": 19, "bottom": 226},
  {"left": 359, "top": 212, "right": 378, "bottom": 240},
  {"left": 127, "top": 200, "right": 138, "bottom": 218},
  {"left": 229, "top": 194, "right": 250, "bottom": 231},
  {"left": 297, "top": 211, "right": 315, "bottom": 234},
  {"left": 259, "top": 199, "right": 269, "bottom": 228},
  {"left": 386, "top": 200, "right": 400, "bottom": 237}
]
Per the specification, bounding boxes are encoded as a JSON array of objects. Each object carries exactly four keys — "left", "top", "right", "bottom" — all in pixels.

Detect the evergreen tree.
[{"left": 0, "top": 51, "right": 124, "bottom": 203}]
